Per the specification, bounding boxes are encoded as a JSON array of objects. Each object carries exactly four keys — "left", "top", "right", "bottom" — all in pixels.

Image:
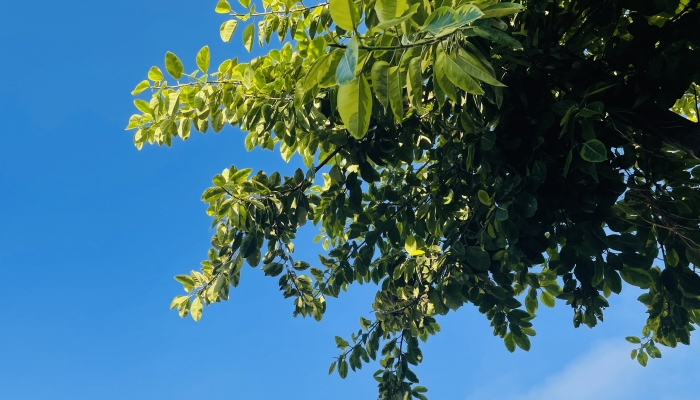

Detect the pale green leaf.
[
  {"left": 215, "top": 0, "right": 231, "bottom": 13},
  {"left": 443, "top": 52, "right": 484, "bottom": 95},
  {"left": 626, "top": 336, "right": 642, "bottom": 344},
  {"left": 169, "top": 295, "right": 189, "bottom": 310},
  {"left": 375, "top": 0, "right": 407, "bottom": 23},
  {"left": 131, "top": 80, "right": 150, "bottom": 95},
  {"left": 454, "top": 4, "right": 484, "bottom": 26},
  {"left": 330, "top": 0, "right": 358, "bottom": 31},
  {"left": 376, "top": 5, "right": 418, "bottom": 29},
  {"left": 435, "top": 51, "right": 458, "bottom": 101},
  {"left": 178, "top": 119, "right": 190, "bottom": 140},
  {"left": 196, "top": 46, "right": 210, "bottom": 73},
  {"left": 243, "top": 24, "right": 254, "bottom": 52},
  {"left": 455, "top": 50, "right": 505, "bottom": 87},
  {"left": 303, "top": 53, "right": 332, "bottom": 95},
  {"left": 220, "top": 20, "right": 238, "bottom": 42},
  {"left": 388, "top": 66, "right": 404, "bottom": 121},
  {"left": 405, "top": 236, "right": 425, "bottom": 257},
  {"left": 337, "top": 74, "right": 372, "bottom": 139},
  {"left": 148, "top": 66, "right": 164, "bottom": 81},
  {"left": 480, "top": 2, "right": 525, "bottom": 19},
  {"left": 421, "top": 6, "right": 457, "bottom": 35},
  {"left": 165, "top": 51, "right": 184, "bottom": 80},
  {"left": 134, "top": 99, "right": 151, "bottom": 114},
  {"left": 191, "top": 297, "right": 203, "bottom": 321},
  {"left": 407, "top": 57, "right": 423, "bottom": 109},
  {"left": 540, "top": 291, "right": 555, "bottom": 308},
  {"left": 371, "top": 61, "right": 390, "bottom": 109},
  {"left": 477, "top": 190, "right": 492, "bottom": 206}
]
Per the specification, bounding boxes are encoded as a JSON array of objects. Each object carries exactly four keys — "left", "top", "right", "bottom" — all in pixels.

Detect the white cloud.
[
  {"left": 461, "top": 337, "right": 700, "bottom": 400},
  {"left": 513, "top": 342, "right": 640, "bottom": 400},
  {"left": 511, "top": 340, "right": 700, "bottom": 400}
]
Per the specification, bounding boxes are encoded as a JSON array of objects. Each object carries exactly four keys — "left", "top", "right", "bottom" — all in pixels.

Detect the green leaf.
[
  {"left": 504, "top": 332, "right": 516, "bottom": 352},
  {"left": 443, "top": 52, "right": 484, "bottom": 95},
  {"left": 412, "top": 386, "right": 428, "bottom": 394},
  {"left": 637, "top": 350, "right": 648, "bottom": 366},
  {"left": 455, "top": 50, "right": 505, "bottom": 87},
  {"left": 169, "top": 295, "right": 189, "bottom": 310},
  {"left": 262, "top": 262, "right": 284, "bottom": 277},
  {"left": 174, "top": 275, "right": 195, "bottom": 291},
  {"left": 626, "top": 336, "right": 641, "bottom": 344},
  {"left": 229, "top": 168, "right": 252, "bottom": 184},
  {"left": 338, "top": 359, "right": 349, "bottom": 378},
  {"left": 404, "top": 368, "right": 419, "bottom": 383},
  {"left": 473, "top": 26, "right": 522, "bottom": 50},
  {"left": 337, "top": 74, "right": 372, "bottom": 140},
  {"left": 433, "top": 51, "right": 455, "bottom": 103},
  {"left": 196, "top": 46, "right": 210, "bottom": 73},
  {"left": 335, "top": 336, "right": 349, "bottom": 349},
  {"left": 371, "top": 61, "right": 390, "bottom": 109},
  {"left": 220, "top": 20, "right": 238, "bottom": 42},
  {"left": 376, "top": 4, "right": 418, "bottom": 29},
  {"left": 335, "top": 37, "right": 358, "bottom": 86},
  {"left": 605, "top": 267, "right": 622, "bottom": 294},
  {"left": 405, "top": 236, "right": 425, "bottom": 257},
  {"left": 577, "top": 101, "right": 604, "bottom": 118},
  {"left": 243, "top": 24, "right": 254, "bottom": 52},
  {"left": 477, "top": 190, "right": 492, "bottom": 206},
  {"left": 563, "top": 148, "right": 573, "bottom": 177},
  {"left": 665, "top": 248, "right": 679, "bottom": 267},
  {"left": 360, "top": 316, "right": 372, "bottom": 330},
  {"left": 375, "top": 0, "right": 407, "bottom": 23},
  {"left": 540, "top": 291, "right": 555, "bottom": 308},
  {"left": 328, "top": 361, "right": 337, "bottom": 375},
  {"left": 421, "top": 7, "right": 457, "bottom": 35},
  {"left": 407, "top": 57, "right": 423, "bottom": 109},
  {"left": 580, "top": 139, "right": 607, "bottom": 163},
  {"left": 215, "top": 0, "right": 231, "bottom": 13},
  {"left": 479, "top": 2, "right": 525, "bottom": 19},
  {"left": 454, "top": 4, "right": 485, "bottom": 26},
  {"left": 465, "top": 246, "right": 491, "bottom": 271},
  {"left": 148, "top": 66, "right": 164, "bottom": 81},
  {"left": 514, "top": 332, "right": 531, "bottom": 351},
  {"left": 515, "top": 193, "right": 538, "bottom": 218},
  {"left": 303, "top": 53, "right": 332, "bottom": 96},
  {"left": 191, "top": 297, "right": 203, "bottom": 321},
  {"left": 330, "top": 0, "right": 358, "bottom": 31},
  {"left": 131, "top": 80, "right": 150, "bottom": 95},
  {"left": 240, "top": 233, "right": 258, "bottom": 258},
  {"left": 620, "top": 267, "right": 653, "bottom": 289},
  {"left": 165, "top": 52, "right": 184, "bottom": 80},
  {"left": 481, "top": 130, "right": 496, "bottom": 151},
  {"left": 133, "top": 99, "right": 151, "bottom": 114},
  {"left": 238, "top": 0, "right": 250, "bottom": 7},
  {"left": 388, "top": 66, "right": 404, "bottom": 121}
]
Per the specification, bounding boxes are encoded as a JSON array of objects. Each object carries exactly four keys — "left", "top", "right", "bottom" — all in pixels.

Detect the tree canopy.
[{"left": 127, "top": 0, "right": 700, "bottom": 398}]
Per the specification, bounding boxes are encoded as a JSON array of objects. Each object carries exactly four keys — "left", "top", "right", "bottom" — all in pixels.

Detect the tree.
[{"left": 126, "top": 0, "right": 700, "bottom": 398}]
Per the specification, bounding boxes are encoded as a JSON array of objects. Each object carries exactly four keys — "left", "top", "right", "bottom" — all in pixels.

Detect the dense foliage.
[{"left": 127, "top": 0, "right": 700, "bottom": 397}]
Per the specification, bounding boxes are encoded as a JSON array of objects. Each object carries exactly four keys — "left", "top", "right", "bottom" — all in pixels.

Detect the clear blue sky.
[{"left": 1, "top": 1, "right": 699, "bottom": 399}]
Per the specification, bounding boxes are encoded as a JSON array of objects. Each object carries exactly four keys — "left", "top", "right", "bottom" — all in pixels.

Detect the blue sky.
[{"left": 1, "top": 1, "right": 699, "bottom": 399}]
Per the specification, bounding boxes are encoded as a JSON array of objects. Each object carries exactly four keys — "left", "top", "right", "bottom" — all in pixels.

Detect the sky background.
[{"left": 1, "top": 1, "right": 699, "bottom": 399}]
